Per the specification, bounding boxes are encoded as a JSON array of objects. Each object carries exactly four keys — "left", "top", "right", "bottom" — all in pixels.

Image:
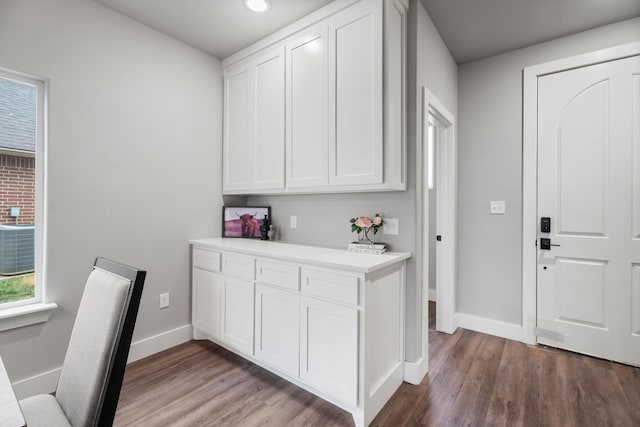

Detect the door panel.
[
  {"left": 299, "top": 296, "right": 357, "bottom": 406},
  {"left": 328, "top": 0, "right": 383, "bottom": 186},
  {"left": 221, "top": 277, "right": 254, "bottom": 355},
  {"left": 557, "top": 81, "right": 608, "bottom": 236},
  {"left": 224, "top": 68, "right": 251, "bottom": 189},
  {"left": 253, "top": 48, "right": 285, "bottom": 189},
  {"left": 286, "top": 26, "right": 328, "bottom": 188},
  {"left": 537, "top": 55, "right": 640, "bottom": 366},
  {"left": 555, "top": 257, "right": 607, "bottom": 327},
  {"left": 255, "top": 284, "right": 299, "bottom": 377}
]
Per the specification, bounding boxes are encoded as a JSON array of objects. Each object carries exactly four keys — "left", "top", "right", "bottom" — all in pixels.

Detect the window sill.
[{"left": 0, "top": 303, "right": 57, "bottom": 332}]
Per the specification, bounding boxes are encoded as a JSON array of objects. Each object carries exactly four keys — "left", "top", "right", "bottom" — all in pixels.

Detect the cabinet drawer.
[
  {"left": 193, "top": 248, "right": 221, "bottom": 272},
  {"left": 256, "top": 259, "right": 300, "bottom": 291},
  {"left": 221, "top": 253, "right": 255, "bottom": 279},
  {"left": 301, "top": 269, "right": 358, "bottom": 306}
]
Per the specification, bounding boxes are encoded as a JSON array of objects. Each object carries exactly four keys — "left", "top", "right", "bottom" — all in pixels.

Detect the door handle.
[{"left": 540, "top": 238, "right": 560, "bottom": 250}]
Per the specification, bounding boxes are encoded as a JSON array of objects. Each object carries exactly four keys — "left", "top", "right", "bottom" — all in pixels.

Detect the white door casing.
[
  {"left": 523, "top": 42, "right": 640, "bottom": 366},
  {"left": 406, "top": 87, "right": 457, "bottom": 385}
]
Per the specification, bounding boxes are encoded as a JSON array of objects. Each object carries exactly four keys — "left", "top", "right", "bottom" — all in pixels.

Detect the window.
[{"left": 0, "top": 68, "right": 46, "bottom": 312}]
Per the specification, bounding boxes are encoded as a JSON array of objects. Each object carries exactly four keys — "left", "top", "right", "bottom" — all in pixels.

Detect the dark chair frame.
[{"left": 93, "top": 257, "right": 146, "bottom": 427}]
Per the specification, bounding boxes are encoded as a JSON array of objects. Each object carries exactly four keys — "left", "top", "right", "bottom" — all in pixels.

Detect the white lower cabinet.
[
  {"left": 255, "top": 284, "right": 300, "bottom": 376},
  {"left": 191, "top": 239, "right": 410, "bottom": 427},
  {"left": 220, "top": 276, "right": 255, "bottom": 355},
  {"left": 300, "top": 295, "right": 358, "bottom": 406},
  {"left": 192, "top": 268, "right": 222, "bottom": 340}
]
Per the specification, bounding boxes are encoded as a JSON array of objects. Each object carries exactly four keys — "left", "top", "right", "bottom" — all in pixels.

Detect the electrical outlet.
[
  {"left": 290, "top": 215, "right": 297, "bottom": 229},
  {"left": 383, "top": 218, "right": 399, "bottom": 235},
  {"left": 490, "top": 201, "right": 506, "bottom": 215},
  {"left": 159, "top": 293, "right": 170, "bottom": 309}
]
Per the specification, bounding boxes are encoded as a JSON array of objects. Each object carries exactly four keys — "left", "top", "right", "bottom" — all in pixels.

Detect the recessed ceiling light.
[{"left": 244, "top": 0, "right": 271, "bottom": 13}]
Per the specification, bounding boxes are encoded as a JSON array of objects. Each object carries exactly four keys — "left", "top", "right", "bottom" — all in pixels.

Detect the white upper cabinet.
[
  {"left": 328, "top": 0, "right": 383, "bottom": 186},
  {"left": 286, "top": 24, "right": 329, "bottom": 188},
  {"left": 223, "top": 47, "right": 285, "bottom": 192},
  {"left": 223, "top": 66, "right": 251, "bottom": 191},
  {"left": 222, "top": 0, "right": 406, "bottom": 195}
]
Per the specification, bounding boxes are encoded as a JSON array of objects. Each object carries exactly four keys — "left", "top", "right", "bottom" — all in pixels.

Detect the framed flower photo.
[{"left": 222, "top": 206, "right": 271, "bottom": 238}]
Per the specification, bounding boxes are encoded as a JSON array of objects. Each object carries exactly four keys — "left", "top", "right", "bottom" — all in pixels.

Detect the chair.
[{"left": 19, "top": 257, "right": 146, "bottom": 427}]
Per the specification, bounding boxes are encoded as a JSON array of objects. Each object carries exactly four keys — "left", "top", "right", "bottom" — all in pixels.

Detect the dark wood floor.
[{"left": 114, "top": 303, "right": 640, "bottom": 426}]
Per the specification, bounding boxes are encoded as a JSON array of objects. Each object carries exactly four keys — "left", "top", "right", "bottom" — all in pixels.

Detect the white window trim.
[
  {"left": 0, "top": 303, "right": 57, "bottom": 332},
  {"left": 0, "top": 67, "right": 53, "bottom": 331}
]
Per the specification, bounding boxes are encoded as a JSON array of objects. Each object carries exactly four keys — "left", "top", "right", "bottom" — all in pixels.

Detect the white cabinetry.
[
  {"left": 286, "top": 24, "right": 329, "bottom": 188},
  {"left": 192, "top": 248, "right": 222, "bottom": 341},
  {"left": 328, "top": 0, "right": 383, "bottom": 186},
  {"left": 222, "top": 0, "right": 406, "bottom": 195},
  {"left": 300, "top": 295, "right": 358, "bottom": 406},
  {"left": 223, "top": 47, "right": 285, "bottom": 192},
  {"left": 191, "top": 238, "right": 410, "bottom": 427},
  {"left": 255, "top": 284, "right": 299, "bottom": 376},
  {"left": 192, "top": 268, "right": 222, "bottom": 340},
  {"left": 220, "top": 276, "right": 255, "bottom": 355}
]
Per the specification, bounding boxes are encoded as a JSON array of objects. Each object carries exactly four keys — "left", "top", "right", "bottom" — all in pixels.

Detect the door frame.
[
  {"left": 521, "top": 41, "right": 640, "bottom": 345},
  {"left": 421, "top": 87, "right": 457, "bottom": 334}
]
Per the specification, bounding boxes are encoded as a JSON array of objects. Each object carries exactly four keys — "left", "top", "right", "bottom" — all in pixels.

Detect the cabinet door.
[
  {"left": 328, "top": 0, "right": 383, "bottom": 186},
  {"left": 255, "top": 284, "right": 300, "bottom": 376},
  {"left": 221, "top": 276, "right": 255, "bottom": 355},
  {"left": 224, "top": 47, "right": 285, "bottom": 193},
  {"left": 192, "top": 268, "right": 222, "bottom": 340},
  {"left": 253, "top": 47, "right": 285, "bottom": 190},
  {"left": 223, "top": 65, "right": 252, "bottom": 191},
  {"left": 286, "top": 25, "right": 329, "bottom": 188},
  {"left": 300, "top": 296, "right": 358, "bottom": 406}
]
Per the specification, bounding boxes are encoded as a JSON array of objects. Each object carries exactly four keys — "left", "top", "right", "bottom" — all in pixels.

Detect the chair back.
[{"left": 55, "top": 257, "right": 145, "bottom": 427}]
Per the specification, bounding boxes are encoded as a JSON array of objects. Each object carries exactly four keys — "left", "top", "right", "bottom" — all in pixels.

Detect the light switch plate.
[
  {"left": 290, "top": 215, "right": 297, "bottom": 228},
  {"left": 159, "top": 293, "right": 170, "bottom": 309},
  {"left": 490, "top": 201, "right": 506, "bottom": 215},
  {"left": 383, "top": 218, "right": 399, "bottom": 235}
]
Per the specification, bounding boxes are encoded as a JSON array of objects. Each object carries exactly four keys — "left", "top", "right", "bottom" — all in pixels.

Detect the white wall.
[
  {"left": 457, "top": 17, "right": 640, "bottom": 325},
  {"left": 248, "top": 0, "right": 457, "bottom": 362},
  {"left": 0, "top": 0, "right": 223, "bottom": 386}
]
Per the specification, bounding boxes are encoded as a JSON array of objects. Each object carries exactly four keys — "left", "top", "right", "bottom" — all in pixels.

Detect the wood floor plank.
[
  {"left": 114, "top": 303, "right": 640, "bottom": 426},
  {"left": 446, "top": 334, "right": 504, "bottom": 426},
  {"left": 483, "top": 339, "right": 528, "bottom": 427}
]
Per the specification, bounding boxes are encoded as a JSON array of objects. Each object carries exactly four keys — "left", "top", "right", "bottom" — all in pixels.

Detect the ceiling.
[
  {"left": 95, "top": 0, "right": 640, "bottom": 63},
  {"left": 420, "top": 0, "right": 640, "bottom": 64},
  {"left": 95, "top": 0, "right": 334, "bottom": 60}
]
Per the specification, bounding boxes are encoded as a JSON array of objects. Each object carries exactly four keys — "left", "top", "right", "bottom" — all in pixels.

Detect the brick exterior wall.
[{"left": 0, "top": 154, "right": 35, "bottom": 225}]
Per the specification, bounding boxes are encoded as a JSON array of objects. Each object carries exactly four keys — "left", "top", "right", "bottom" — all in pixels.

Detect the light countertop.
[{"left": 190, "top": 237, "right": 411, "bottom": 274}]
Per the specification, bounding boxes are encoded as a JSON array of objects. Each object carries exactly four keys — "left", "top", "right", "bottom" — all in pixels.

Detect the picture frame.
[{"left": 222, "top": 206, "right": 271, "bottom": 238}]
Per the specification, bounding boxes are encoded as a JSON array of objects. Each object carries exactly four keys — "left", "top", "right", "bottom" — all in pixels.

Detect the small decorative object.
[
  {"left": 222, "top": 206, "right": 271, "bottom": 238},
  {"left": 260, "top": 214, "right": 271, "bottom": 240},
  {"left": 267, "top": 225, "right": 276, "bottom": 240},
  {"left": 350, "top": 214, "right": 384, "bottom": 244}
]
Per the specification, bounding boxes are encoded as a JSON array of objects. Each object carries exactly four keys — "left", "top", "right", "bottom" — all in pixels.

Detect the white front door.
[{"left": 536, "top": 55, "right": 640, "bottom": 366}]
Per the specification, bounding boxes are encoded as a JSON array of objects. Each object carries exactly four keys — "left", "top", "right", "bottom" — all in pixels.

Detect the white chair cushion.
[
  {"left": 55, "top": 268, "right": 132, "bottom": 426},
  {"left": 20, "top": 394, "right": 72, "bottom": 427}
]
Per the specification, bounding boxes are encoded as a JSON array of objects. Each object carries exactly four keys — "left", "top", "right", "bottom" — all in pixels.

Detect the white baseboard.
[
  {"left": 127, "top": 324, "right": 192, "bottom": 363},
  {"left": 12, "top": 324, "right": 193, "bottom": 399},
  {"left": 455, "top": 313, "right": 526, "bottom": 343},
  {"left": 427, "top": 288, "right": 437, "bottom": 302},
  {"left": 403, "top": 356, "right": 428, "bottom": 385}
]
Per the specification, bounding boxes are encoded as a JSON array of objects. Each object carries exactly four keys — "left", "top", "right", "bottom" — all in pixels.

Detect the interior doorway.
[{"left": 422, "top": 87, "right": 456, "bottom": 335}]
